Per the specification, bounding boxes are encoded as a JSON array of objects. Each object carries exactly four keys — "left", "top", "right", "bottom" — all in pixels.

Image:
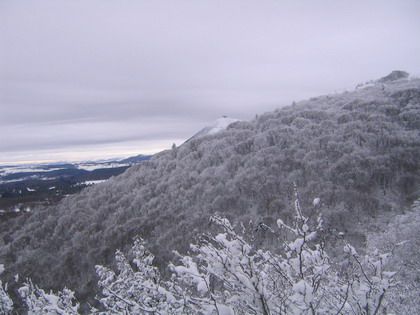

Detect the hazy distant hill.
[{"left": 1, "top": 73, "right": 419, "bottom": 307}]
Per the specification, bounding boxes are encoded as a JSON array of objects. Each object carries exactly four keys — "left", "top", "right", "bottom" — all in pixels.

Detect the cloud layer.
[{"left": 1, "top": 0, "right": 420, "bottom": 163}]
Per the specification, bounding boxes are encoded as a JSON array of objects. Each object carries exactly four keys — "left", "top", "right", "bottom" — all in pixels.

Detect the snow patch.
[
  {"left": 74, "top": 179, "right": 107, "bottom": 186},
  {"left": 76, "top": 163, "right": 129, "bottom": 171},
  {"left": 0, "top": 166, "right": 64, "bottom": 175},
  {"left": 191, "top": 117, "right": 240, "bottom": 139}
]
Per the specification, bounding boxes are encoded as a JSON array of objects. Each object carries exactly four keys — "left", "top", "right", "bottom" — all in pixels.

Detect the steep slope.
[{"left": 1, "top": 74, "right": 420, "bottom": 305}]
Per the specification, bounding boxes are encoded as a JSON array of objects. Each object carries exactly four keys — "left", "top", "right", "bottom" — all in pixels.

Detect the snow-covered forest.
[
  {"left": 1, "top": 73, "right": 420, "bottom": 313},
  {"left": 1, "top": 186, "right": 405, "bottom": 314}
]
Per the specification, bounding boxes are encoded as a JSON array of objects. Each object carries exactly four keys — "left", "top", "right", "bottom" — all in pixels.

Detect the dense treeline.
[
  {"left": 1, "top": 189, "right": 400, "bottom": 314},
  {"left": 0, "top": 75, "right": 419, "bottom": 309}
]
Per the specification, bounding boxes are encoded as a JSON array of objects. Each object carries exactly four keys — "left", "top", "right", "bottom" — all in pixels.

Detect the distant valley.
[{"left": 0, "top": 155, "right": 151, "bottom": 218}]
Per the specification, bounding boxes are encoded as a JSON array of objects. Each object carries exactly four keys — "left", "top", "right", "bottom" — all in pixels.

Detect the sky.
[{"left": 1, "top": 0, "right": 420, "bottom": 164}]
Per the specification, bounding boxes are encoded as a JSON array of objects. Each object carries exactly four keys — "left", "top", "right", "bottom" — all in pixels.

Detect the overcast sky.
[{"left": 1, "top": 0, "right": 419, "bottom": 164}]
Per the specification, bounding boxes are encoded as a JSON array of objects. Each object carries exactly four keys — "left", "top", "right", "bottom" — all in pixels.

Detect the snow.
[
  {"left": 83, "top": 180, "right": 107, "bottom": 185},
  {"left": 26, "top": 187, "right": 36, "bottom": 192},
  {"left": 0, "top": 166, "right": 64, "bottom": 175},
  {"left": 217, "top": 304, "right": 235, "bottom": 315},
  {"left": 344, "top": 244, "right": 358, "bottom": 256},
  {"left": 396, "top": 240, "right": 410, "bottom": 246},
  {"left": 289, "top": 238, "right": 304, "bottom": 251},
  {"left": 313, "top": 197, "right": 320, "bottom": 206},
  {"left": 383, "top": 271, "right": 396, "bottom": 278},
  {"left": 277, "top": 218, "right": 285, "bottom": 228},
  {"left": 173, "top": 256, "right": 208, "bottom": 293},
  {"left": 0, "top": 178, "right": 27, "bottom": 184},
  {"left": 74, "top": 180, "right": 107, "bottom": 186},
  {"left": 355, "top": 81, "right": 377, "bottom": 90},
  {"left": 191, "top": 117, "right": 240, "bottom": 139},
  {"left": 76, "top": 163, "right": 129, "bottom": 171},
  {"left": 206, "top": 117, "right": 240, "bottom": 135}
]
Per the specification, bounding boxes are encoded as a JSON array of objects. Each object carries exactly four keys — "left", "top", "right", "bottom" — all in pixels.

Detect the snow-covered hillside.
[{"left": 1, "top": 72, "right": 419, "bottom": 313}]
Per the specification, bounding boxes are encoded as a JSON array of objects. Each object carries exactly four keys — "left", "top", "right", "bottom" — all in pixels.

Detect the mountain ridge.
[{"left": 1, "top": 73, "right": 419, "bottom": 308}]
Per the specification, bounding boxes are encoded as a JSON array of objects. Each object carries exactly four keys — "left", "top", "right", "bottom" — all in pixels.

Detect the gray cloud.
[{"left": 1, "top": 0, "right": 420, "bottom": 163}]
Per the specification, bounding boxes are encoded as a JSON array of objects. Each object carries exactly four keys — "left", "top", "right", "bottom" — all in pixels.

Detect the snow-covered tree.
[
  {"left": 275, "top": 185, "right": 394, "bottom": 314},
  {"left": 367, "top": 197, "right": 420, "bottom": 314},
  {"left": 95, "top": 237, "right": 187, "bottom": 314},
  {"left": 170, "top": 185, "right": 394, "bottom": 314},
  {"left": 0, "top": 264, "right": 13, "bottom": 315},
  {"left": 5, "top": 187, "right": 395, "bottom": 314},
  {"left": 170, "top": 215, "right": 282, "bottom": 315},
  {"left": 18, "top": 279, "right": 79, "bottom": 315}
]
